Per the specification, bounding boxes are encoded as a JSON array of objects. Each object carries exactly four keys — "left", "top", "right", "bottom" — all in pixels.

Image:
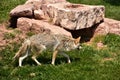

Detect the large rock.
[
  {"left": 95, "top": 18, "right": 120, "bottom": 35},
  {"left": 10, "top": 4, "right": 34, "bottom": 17},
  {"left": 9, "top": 0, "right": 67, "bottom": 20},
  {"left": 25, "top": 0, "right": 66, "bottom": 4},
  {"left": 25, "top": 0, "right": 42, "bottom": 4},
  {"left": 9, "top": 0, "right": 105, "bottom": 30},
  {"left": 9, "top": 2, "right": 42, "bottom": 27},
  {"left": 10, "top": 0, "right": 44, "bottom": 17},
  {"left": 17, "top": 17, "right": 72, "bottom": 36},
  {"left": 42, "top": 2, "right": 105, "bottom": 30}
]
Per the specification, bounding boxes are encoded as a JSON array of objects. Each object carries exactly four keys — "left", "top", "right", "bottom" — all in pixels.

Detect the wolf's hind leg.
[
  {"left": 59, "top": 52, "right": 71, "bottom": 63},
  {"left": 32, "top": 56, "right": 41, "bottom": 65},
  {"left": 19, "top": 50, "right": 29, "bottom": 67}
]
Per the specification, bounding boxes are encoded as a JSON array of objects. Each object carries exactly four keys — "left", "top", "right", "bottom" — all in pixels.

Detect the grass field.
[
  {"left": 0, "top": 33, "right": 120, "bottom": 80},
  {"left": 0, "top": 0, "right": 26, "bottom": 23},
  {"left": 0, "top": 0, "right": 120, "bottom": 80}
]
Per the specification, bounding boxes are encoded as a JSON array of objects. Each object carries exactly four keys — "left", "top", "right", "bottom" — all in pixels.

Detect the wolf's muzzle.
[{"left": 77, "top": 45, "right": 82, "bottom": 50}]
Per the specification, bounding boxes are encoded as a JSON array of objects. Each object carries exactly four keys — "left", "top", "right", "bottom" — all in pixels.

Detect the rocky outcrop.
[
  {"left": 8, "top": 0, "right": 120, "bottom": 43},
  {"left": 42, "top": 2, "right": 104, "bottom": 30},
  {"left": 1, "top": 0, "right": 120, "bottom": 50},
  {"left": 10, "top": 3, "right": 34, "bottom": 17},
  {"left": 10, "top": 0, "right": 105, "bottom": 30},
  {"left": 25, "top": 0, "right": 66, "bottom": 4},
  {"left": 95, "top": 18, "right": 120, "bottom": 35},
  {"left": 10, "top": 0, "right": 67, "bottom": 18},
  {"left": 17, "top": 17, "right": 71, "bottom": 36}
]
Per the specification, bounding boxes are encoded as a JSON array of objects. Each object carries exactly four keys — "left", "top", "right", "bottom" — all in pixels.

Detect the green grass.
[
  {"left": 0, "top": 0, "right": 26, "bottom": 23},
  {"left": 3, "top": 32, "right": 16, "bottom": 39},
  {"left": 0, "top": 0, "right": 120, "bottom": 80},
  {"left": 0, "top": 33, "right": 120, "bottom": 80}
]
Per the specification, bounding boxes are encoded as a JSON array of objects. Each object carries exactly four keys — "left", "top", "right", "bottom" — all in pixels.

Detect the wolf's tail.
[{"left": 13, "top": 39, "right": 31, "bottom": 60}]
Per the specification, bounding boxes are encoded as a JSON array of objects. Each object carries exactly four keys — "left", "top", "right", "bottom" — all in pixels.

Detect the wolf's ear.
[{"left": 74, "top": 36, "right": 81, "bottom": 44}]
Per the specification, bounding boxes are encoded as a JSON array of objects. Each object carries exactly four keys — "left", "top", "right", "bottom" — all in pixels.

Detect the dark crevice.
[
  {"left": 65, "top": 20, "right": 103, "bottom": 42},
  {"left": 9, "top": 16, "right": 34, "bottom": 28},
  {"left": 9, "top": 16, "right": 18, "bottom": 28}
]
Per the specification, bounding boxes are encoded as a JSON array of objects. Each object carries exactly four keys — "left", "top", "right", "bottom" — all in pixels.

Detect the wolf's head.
[
  {"left": 73, "top": 36, "right": 81, "bottom": 50},
  {"left": 64, "top": 36, "right": 81, "bottom": 51}
]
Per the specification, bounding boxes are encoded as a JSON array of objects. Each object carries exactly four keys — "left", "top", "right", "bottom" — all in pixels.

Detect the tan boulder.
[
  {"left": 25, "top": 0, "right": 42, "bottom": 4},
  {"left": 95, "top": 18, "right": 120, "bottom": 36},
  {"left": 42, "top": 2, "right": 105, "bottom": 30},
  {"left": 10, "top": 4, "right": 34, "bottom": 17},
  {"left": 17, "top": 17, "right": 72, "bottom": 36},
  {"left": 25, "top": 0, "right": 66, "bottom": 4}
]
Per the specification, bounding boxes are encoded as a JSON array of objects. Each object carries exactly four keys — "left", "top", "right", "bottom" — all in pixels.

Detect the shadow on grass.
[
  {"left": 103, "top": 0, "right": 120, "bottom": 6},
  {"left": 13, "top": 56, "right": 80, "bottom": 67}
]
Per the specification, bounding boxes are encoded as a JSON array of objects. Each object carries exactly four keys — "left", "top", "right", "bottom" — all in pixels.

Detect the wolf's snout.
[{"left": 77, "top": 45, "right": 82, "bottom": 50}]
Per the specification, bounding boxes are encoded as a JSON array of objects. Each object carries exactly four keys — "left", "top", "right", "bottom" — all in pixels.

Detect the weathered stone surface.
[
  {"left": 34, "top": 9, "right": 45, "bottom": 19},
  {"left": 10, "top": 0, "right": 66, "bottom": 18},
  {"left": 9, "top": 0, "right": 105, "bottom": 30},
  {"left": 10, "top": 1, "right": 43, "bottom": 17},
  {"left": 17, "top": 17, "right": 72, "bottom": 36},
  {"left": 10, "top": 4, "right": 34, "bottom": 17},
  {"left": 42, "top": 2, "right": 105, "bottom": 30},
  {"left": 25, "top": 0, "right": 66, "bottom": 4},
  {"left": 95, "top": 18, "right": 120, "bottom": 35},
  {"left": 25, "top": 0, "right": 42, "bottom": 4}
]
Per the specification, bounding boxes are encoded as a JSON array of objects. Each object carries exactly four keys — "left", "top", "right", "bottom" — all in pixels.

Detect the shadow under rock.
[{"left": 65, "top": 21, "right": 103, "bottom": 43}]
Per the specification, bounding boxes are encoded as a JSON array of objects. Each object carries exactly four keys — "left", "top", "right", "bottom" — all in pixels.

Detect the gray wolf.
[{"left": 13, "top": 33, "right": 80, "bottom": 67}]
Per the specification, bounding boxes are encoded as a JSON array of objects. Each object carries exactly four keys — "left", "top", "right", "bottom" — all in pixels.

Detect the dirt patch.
[{"left": 0, "top": 23, "right": 27, "bottom": 50}]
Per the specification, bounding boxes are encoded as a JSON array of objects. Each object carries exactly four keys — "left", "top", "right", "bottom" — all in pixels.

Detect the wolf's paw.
[
  {"left": 37, "top": 63, "right": 41, "bottom": 66},
  {"left": 51, "top": 62, "right": 55, "bottom": 65},
  {"left": 68, "top": 60, "right": 71, "bottom": 64}
]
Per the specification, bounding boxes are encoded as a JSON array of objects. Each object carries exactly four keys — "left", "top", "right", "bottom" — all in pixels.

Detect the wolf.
[{"left": 13, "top": 32, "right": 81, "bottom": 67}]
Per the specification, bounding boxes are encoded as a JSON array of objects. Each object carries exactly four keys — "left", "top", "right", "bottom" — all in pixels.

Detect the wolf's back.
[{"left": 13, "top": 39, "right": 31, "bottom": 59}]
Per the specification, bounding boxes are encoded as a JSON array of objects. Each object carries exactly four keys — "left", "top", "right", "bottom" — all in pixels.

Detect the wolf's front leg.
[
  {"left": 51, "top": 50, "right": 58, "bottom": 65},
  {"left": 59, "top": 52, "right": 71, "bottom": 63}
]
